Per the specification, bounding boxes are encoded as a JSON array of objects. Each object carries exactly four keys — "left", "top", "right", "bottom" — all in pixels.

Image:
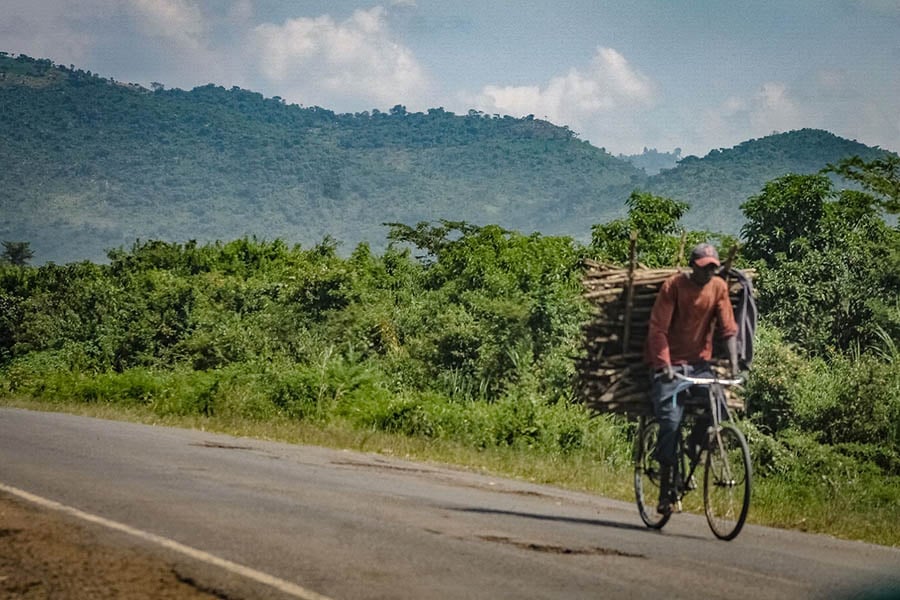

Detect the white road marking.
[{"left": 0, "top": 482, "right": 333, "bottom": 600}]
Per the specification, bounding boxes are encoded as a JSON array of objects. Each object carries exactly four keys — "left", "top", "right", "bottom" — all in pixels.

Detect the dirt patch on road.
[{"left": 0, "top": 494, "right": 221, "bottom": 599}]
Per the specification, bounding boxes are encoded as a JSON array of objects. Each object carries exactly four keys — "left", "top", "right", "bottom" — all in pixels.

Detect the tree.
[
  {"left": 589, "top": 191, "right": 726, "bottom": 267},
  {"left": 824, "top": 154, "right": 900, "bottom": 214},
  {"left": 741, "top": 173, "right": 900, "bottom": 355},
  {"left": 384, "top": 220, "right": 584, "bottom": 399},
  {"left": 384, "top": 220, "right": 482, "bottom": 263},
  {"left": 740, "top": 174, "right": 831, "bottom": 264},
  {"left": 1, "top": 241, "right": 34, "bottom": 266}
]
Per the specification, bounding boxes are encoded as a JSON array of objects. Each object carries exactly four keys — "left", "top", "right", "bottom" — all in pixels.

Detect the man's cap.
[{"left": 690, "top": 243, "right": 720, "bottom": 267}]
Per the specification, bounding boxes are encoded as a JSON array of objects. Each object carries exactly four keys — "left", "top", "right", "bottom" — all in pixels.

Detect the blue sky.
[{"left": 3, "top": 1, "right": 899, "bottom": 156}]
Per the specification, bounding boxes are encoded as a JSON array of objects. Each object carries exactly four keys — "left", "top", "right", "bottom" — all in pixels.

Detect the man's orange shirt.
[{"left": 644, "top": 273, "right": 738, "bottom": 369}]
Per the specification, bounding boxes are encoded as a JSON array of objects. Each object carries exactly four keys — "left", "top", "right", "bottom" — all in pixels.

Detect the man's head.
[
  {"left": 688, "top": 243, "right": 720, "bottom": 285},
  {"left": 689, "top": 243, "right": 720, "bottom": 268}
]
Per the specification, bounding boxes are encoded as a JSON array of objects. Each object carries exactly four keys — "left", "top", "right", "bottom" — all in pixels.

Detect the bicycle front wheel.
[
  {"left": 634, "top": 418, "right": 671, "bottom": 529},
  {"left": 703, "top": 423, "right": 751, "bottom": 540}
]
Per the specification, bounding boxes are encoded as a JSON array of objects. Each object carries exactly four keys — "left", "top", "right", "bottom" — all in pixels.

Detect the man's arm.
[
  {"left": 646, "top": 277, "right": 676, "bottom": 377},
  {"left": 716, "top": 280, "right": 740, "bottom": 377},
  {"left": 726, "top": 336, "right": 739, "bottom": 378}
]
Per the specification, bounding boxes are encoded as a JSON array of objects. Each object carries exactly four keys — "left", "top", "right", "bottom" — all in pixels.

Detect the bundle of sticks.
[{"left": 575, "top": 251, "right": 752, "bottom": 418}]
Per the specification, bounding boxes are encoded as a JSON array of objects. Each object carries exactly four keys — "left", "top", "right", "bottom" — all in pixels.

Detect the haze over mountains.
[{"left": 1, "top": 53, "right": 894, "bottom": 264}]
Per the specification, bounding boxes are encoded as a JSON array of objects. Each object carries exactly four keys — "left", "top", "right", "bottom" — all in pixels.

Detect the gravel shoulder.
[{"left": 0, "top": 493, "right": 221, "bottom": 599}]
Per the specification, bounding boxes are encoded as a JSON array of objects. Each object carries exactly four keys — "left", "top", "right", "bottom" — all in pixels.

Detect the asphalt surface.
[{"left": 1, "top": 407, "right": 898, "bottom": 599}]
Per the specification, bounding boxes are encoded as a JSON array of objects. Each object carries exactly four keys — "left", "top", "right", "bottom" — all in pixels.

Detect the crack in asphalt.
[
  {"left": 329, "top": 459, "right": 438, "bottom": 474},
  {"left": 477, "top": 535, "right": 646, "bottom": 558},
  {"left": 190, "top": 441, "right": 256, "bottom": 450}
]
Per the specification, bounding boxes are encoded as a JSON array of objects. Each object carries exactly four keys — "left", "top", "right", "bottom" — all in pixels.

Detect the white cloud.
[
  {"left": 128, "top": 0, "right": 208, "bottom": 49},
  {"left": 460, "top": 47, "right": 656, "bottom": 151},
  {"left": 722, "top": 97, "right": 747, "bottom": 115},
  {"left": 687, "top": 82, "right": 807, "bottom": 154},
  {"left": 816, "top": 69, "right": 848, "bottom": 92},
  {"left": 750, "top": 82, "right": 802, "bottom": 133},
  {"left": 468, "top": 47, "right": 654, "bottom": 126},
  {"left": 249, "top": 6, "right": 429, "bottom": 109}
]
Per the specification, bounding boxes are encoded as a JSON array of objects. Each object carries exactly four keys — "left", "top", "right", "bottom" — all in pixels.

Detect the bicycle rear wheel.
[
  {"left": 703, "top": 423, "right": 751, "bottom": 540},
  {"left": 634, "top": 418, "right": 671, "bottom": 529}
]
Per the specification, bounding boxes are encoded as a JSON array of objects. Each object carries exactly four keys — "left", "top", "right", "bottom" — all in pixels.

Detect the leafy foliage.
[
  {"left": 740, "top": 174, "right": 831, "bottom": 262},
  {"left": 0, "top": 226, "right": 587, "bottom": 402},
  {"left": 746, "top": 326, "right": 900, "bottom": 475},
  {"left": 742, "top": 174, "right": 900, "bottom": 355},
  {"left": 825, "top": 154, "right": 900, "bottom": 213},
  {"left": 0, "top": 227, "right": 625, "bottom": 462},
  {"left": 1, "top": 241, "right": 33, "bottom": 266},
  {"left": 589, "top": 191, "right": 736, "bottom": 267}
]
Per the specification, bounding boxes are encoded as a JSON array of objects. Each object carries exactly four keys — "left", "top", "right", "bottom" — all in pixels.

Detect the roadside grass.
[
  {"left": 751, "top": 477, "right": 900, "bottom": 547},
  {"left": 3, "top": 394, "right": 897, "bottom": 548}
]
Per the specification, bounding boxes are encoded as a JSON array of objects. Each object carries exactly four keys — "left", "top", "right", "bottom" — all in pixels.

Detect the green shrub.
[
  {"left": 744, "top": 325, "right": 810, "bottom": 433},
  {"left": 746, "top": 324, "right": 900, "bottom": 474},
  {"left": 360, "top": 393, "right": 451, "bottom": 438}
]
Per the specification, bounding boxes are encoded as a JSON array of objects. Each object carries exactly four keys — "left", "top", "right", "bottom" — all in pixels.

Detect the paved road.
[{"left": 1, "top": 407, "right": 898, "bottom": 599}]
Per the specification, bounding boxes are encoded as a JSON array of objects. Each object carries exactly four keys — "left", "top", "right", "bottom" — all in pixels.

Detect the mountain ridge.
[{"left": 1, "top": 53, "right": 894, "bottom": 263}]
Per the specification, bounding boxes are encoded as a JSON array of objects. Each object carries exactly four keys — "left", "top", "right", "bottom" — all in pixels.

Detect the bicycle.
[{"left": 633, "top": 371, "right": 752, "bottom": 541}]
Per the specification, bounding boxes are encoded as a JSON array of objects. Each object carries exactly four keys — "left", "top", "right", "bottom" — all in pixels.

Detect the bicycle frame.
[
  {"left": 633, "top": 372, "right": 752, "bottom": 540},
  {"left": 671, "top": 376, "right": 730, "bottom": 498},
  {"left": 679, "top": 375, "right": 744, "bottom": 472}
]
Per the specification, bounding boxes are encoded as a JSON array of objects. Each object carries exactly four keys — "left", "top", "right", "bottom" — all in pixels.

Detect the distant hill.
[
  {"left": 648, "top": 129, "right": 890, "bottom": 234},
  {"left": 618, "top": 147, "right": 682, "bottom": 175},
  {"left": 1, "top": 53, "right": 894, "bottom": 263}
]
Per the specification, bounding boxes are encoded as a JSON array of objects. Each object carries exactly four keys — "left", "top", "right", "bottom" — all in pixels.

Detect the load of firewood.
[{"left": 575, "top": 249, "right": 753, "bottom": 418}]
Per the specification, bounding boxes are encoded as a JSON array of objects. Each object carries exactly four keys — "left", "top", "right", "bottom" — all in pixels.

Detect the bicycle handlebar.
[{"left": 672, "top": 372, "right": 745, "bottom": 386}]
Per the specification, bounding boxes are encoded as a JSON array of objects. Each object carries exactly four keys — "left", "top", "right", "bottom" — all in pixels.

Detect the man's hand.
[{"left": 661, "top": 364, "right": 675, "bottom": 382}]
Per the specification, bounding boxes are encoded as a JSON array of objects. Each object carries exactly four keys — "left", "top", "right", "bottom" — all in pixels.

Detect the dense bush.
[
  {"left": 0, "top": 225, "right": 587, "bottom": 431},
  {"left": 746, "top": 325, "right": 900, "bottom": 475},
  {"left": 742, "top": 175, "right": 900, "bottom": 355}
]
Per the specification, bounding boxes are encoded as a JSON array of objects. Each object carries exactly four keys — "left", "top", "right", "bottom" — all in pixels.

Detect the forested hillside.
[
  {"left": 1, "top": 54, "right": 640, "bottom": 263},
  {"left": 648, "top": 129, "right": 888, "bottom": 233},
  {"left": 1, "top": 53, "right": 895, "bottom": 264}
]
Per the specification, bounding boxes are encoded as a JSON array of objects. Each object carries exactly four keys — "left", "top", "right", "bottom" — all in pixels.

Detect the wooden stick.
[
  {"left": 622, "top": 229, "right": 637, "bottom": 348},
  {"left": 721, "top": 243, "right": 739, "bottom": 276}
]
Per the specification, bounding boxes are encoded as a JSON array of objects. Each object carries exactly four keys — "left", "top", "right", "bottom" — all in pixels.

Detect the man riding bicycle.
[{"left": 644, "top": 243, "right": 739, "bottom": 515}]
